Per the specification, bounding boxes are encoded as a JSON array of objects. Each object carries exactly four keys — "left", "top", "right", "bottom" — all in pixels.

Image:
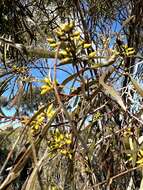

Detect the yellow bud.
[
  {"left": 47, "top": 38, "right": 55, "bottom": 43},
  {"left": 55, "top": 29, "right": 64, "bottom": 36},
  {"left": 66, "top": 47, "right": 71, "bottom": 52},
  {"left": 37, "top": 116, "right": 44, "bottom": 123},
  {"left": 59, "top": 134, "right": 64, "bottom": 140},
  {"left": 123, "top": 44, "right": 128, "bottom": 49},
  {"left": 47, "top": 104, "right": 55, "bottom": 118},
  {"left": 65, "top": 139, "right": 72, "bottom": 145},
  {"left": 60, "top": 149, "right": 67, "bottom": 155},
  {"left": 60, "top": 23, "right": 72, "bottom": 32},
  {"left": 73, "top": 35, "right": 80, "bottom": 40},
  {"left": 34, "top": 124, "right": 39, "bottom": 130},
  {"left": 43, "top": 77, "right": 51, "bottom": 84},
  {"left": 59, "top": 50, "right": 68, "bottom": 57},
  {"left": 126, "top": 50, "right": 135, "bottom": 56},
  {"left": 83, "top": 43, "right": 92, "bottom": 48},
  {"left": 88, "top": 52, "right": 96, "bottom": 58},
  {"left": 68, "top": 153, "right": 72, "bottom": 159},
  {"left": 49, "top": 43, "right": 58, "bottom": 48},
  {"left": 139, "top": 149, "right": 143, "bottom": 156},
  {"left": 55, "top": 137, "right": 61, "bottom": 143},
  {"left": 127, "top": 47, "right": 134, "bottom": 51},
  {"left": 60, "top": 57, "right": 71, "bottom": 64},
  {"left": 55, "top": 128, "right": 60, "bottom": 134},
  {"left": 41, "top": 85, "right": 52, "bottom": 95},
  {"left": 41, "top": 85, "right": 50, "bottom": 89},
  {"left": 78, "top": 40, "right": 85, "bottom": 46},
  {"left": 72, "top": 31, "right": 80, "bottom": 37},
  {"left": 136, "top": 158, "right": 143, "bottom": 165},
  {"left": 69, "top": 21, "right": 74, "bottom": 29},
  {"left": 40, "top": 88, "right": 48, "bottom": 95}
]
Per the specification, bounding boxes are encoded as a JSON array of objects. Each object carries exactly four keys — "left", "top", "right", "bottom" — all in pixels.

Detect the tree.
[{"left": 0, "top": 0, "right": 143, "bottom": 189}]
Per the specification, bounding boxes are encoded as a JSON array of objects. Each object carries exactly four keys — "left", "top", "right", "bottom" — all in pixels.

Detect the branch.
[{"left": 0, "top": 37, "right": 62, "bottom": 59}]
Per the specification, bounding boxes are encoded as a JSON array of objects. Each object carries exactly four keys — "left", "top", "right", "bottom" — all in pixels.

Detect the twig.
[{"left": 93, "top": 165, "right": 142, "bottom": 188}]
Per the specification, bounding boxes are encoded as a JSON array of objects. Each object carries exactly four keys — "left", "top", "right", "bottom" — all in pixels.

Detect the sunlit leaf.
[
  {"left": 130, "top": 76, "right": 143, "bottom": 97},
  {"left": 99, "top": 68, "right": 126, "bottom": 111}
]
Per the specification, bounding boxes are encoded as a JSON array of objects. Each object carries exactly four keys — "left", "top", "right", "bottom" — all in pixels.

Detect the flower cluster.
[
  {"left": 41, "top": 77, "right": 53, "bottom": 95},
  {"left": 115, "top": 44, "right": 135, "bottom": 57},
  {"left": 30, "top": 104, "right": 55, "bottom": 134},
  {"left": 122, "top": 45, "right": 135, "bottom": 56},
  {"left": 48, "top": 129, "right": 72, "bottom": 159},
  {"left": 31, "top": 112, "right": 45, "bottom": 131},
  {"left": 12, "top": 65, "right": 27, "bottom": 74},
  {"left": 92, "top": 111, "right": 102, "bottom": 122},
  {"left": 40, "top": 77, "right": 59, "bottom": 95},
  {"left": 127, "top": 148, "right": 143, "bottom": 166},
  {"left": 47, "top": 22, "right": 96, "bottom": 65}
]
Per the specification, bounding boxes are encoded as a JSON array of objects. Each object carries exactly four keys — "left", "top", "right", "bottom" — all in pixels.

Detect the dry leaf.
[
  {"left": 130, "top": 76, "right": 143, "bottom": 97},
  {"left": 99, "top": 67, "right": 126, "bottom": 111}
]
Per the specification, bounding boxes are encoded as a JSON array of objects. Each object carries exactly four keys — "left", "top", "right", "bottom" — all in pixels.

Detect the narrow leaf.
[
  {"left": 99, "top": 68, "right": 126, "bottom": 111},
  {"left": 130, "top": 76, "right": 143, "bottom": 97}
]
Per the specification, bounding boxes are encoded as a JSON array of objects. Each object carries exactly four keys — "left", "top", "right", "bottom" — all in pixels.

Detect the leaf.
[
  {"left": 0, "top": 79, "right": 9, "bottom": 95},
  {"left": 139, "top": 176, "right": 143, "bottom": 190},
  {"left": 129, "top": 137, "right": 138, "bottom": 167},
  {"left": 130, "top": 76, "right": 143, "bottom": 97},
  {"left": 99, "top": 68, "right": 126, "bottom": 111},
  {"left": 127, "top": 177, "right": 134, "bottom": 190}
]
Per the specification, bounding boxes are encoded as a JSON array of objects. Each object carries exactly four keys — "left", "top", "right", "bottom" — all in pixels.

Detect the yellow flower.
[
  {"left": 139, "top": 149, "right": 143, "bottom": 156},
  {"left": 65, "top": 47, "right": 72, "bottom": 53},
  {"left": 83, "top": 43, "right": 91, "bottom": 48},
  {"left": 60, "top": 57, "right": 71, "bottom": 64},
  {"left": 43, "top": 77, "right": 51, "bottom": 84},
  {"left": 41, "top": 85, "right": 52, "bottom": 95},
  {"left": 34, "top": 124, "right": 39, "bottom": 130},
  {"left": 60, "top": 22, "right": 74, "bottom": 32},
  {"left": 136, "top": 158, "right": 143, "bottom": 165},
  {"left": 47, "top": 38, "right": 55, "bottom": 43},
  {"left": 123, "top": 45, "right": 135, "bottom": 56},
  {"left": 78, "top": 40, "right": 85, "bottom": 46},
  {"left": 55, "top": 29, "right": 64, "bottom": 36},
  {"left": 46, "top": 104, "right": 55, "bottom": 118},
  {"left": 60, "top": 149, "right": 67, "bottom": 155},
  {"left": 41, "top": 78, "right": 53, "bottom": 95},
  {"left": 136, "top": 149, "right": 143, "bottom": 165},
  {"left": 126, "top": 49, "right": 135, "bottom": 56},
  {"left": 60, "top": 23, "right": 71, "bottom": 32},
  {"left": 49, "top": 43, "right": 58, "bottom": 48},
  {"left": 37, "top": 115, "right": 44, "bottom": 123},
  {"left": 59, "top": 50, "right": 68, "bottom": 57},
  {"left": 65, "top": 139, "right": 72, "bottom": 145},
  {"left": 68, "top": 21, "right": 74, "bottom": 30},
  {"left": 88, "top": 51, "right": 96, "bottom": 58},
  {"left": 72, "top": 31, "right": 80, "bottom": 36},
  {"left": 122, "top": 44, "right": 127, "bottom": 49},
  {"left": 72, "top": 35, "right": 80, "bottom": 40}
]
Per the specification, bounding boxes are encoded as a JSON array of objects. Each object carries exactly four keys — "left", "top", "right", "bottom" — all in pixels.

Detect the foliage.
[{"left": 0, "top": 0, "right": 143, "bottom": 190}]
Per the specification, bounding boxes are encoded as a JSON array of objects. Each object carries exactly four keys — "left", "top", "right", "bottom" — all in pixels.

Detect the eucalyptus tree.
[{"left": 0, "top": 0, "right": 143, "bottom": 190}]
